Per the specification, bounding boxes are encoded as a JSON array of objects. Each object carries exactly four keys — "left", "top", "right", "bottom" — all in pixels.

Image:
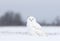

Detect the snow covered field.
[{"left": 0, "top": 26, "right": 60, "bottom": 41}]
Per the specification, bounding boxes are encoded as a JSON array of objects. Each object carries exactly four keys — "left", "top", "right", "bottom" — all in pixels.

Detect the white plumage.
[{"left": 27, "top": 16, "right": 47, "bottom": 36}]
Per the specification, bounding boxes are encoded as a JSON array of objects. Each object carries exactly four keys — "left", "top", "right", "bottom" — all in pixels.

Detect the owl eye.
[
  {"left": 29, "top": 18, "right": 31, "bottom": 20},
  {"left": 29, "top": 18, "right": 33, "bottom": 22}
]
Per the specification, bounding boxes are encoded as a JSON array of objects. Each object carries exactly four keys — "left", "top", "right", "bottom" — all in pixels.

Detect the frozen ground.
[{"left": 0, "top": 26, "right": 60, "bottom": 41}]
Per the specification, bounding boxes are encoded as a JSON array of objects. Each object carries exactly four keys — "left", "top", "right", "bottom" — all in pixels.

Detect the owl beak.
[
  {"left": 30, "top": 20, "right": 32, "bottom": 22},
  {"left": 29, "top": 19, "right": 32, "bottom": 22},
  {"left": 31, "top": 19, "right": 34, "bottom": 22}
]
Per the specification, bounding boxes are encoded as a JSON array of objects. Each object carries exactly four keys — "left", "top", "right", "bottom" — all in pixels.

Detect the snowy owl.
[{"left": 27, "top": 16, "right": 47, "bottom": 36}]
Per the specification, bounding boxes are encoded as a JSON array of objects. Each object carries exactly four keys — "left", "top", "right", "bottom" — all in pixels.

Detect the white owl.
[{"left": 27, "top": 16, "right": 47, "bottom": 36}]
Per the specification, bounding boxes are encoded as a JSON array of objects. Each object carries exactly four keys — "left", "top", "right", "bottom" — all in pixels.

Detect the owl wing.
[{"left": 32, "top": 22, "right": 42, "bottom": 30}]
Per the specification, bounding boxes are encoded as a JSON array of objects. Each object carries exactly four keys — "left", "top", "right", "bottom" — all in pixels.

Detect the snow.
[{"left": 0, "top": 26, "right": 60, "bottom": 41}]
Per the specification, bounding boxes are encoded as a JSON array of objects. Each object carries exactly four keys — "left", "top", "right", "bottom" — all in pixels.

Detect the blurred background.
[{"left": 0, "top": 0, "right": 60, "bottom": 26}]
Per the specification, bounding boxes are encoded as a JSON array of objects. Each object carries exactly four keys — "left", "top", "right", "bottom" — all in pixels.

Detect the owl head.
[{"left": 27, "top": 16, "right": 36, "bottom": 23}]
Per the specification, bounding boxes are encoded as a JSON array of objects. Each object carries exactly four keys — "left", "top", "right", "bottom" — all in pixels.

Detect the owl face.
[{"left": 27, "top": 16, "right": 36, "bottom": 22}]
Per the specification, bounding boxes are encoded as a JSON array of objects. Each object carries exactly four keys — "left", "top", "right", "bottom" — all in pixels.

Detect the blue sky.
[{"left": 0, "top": 0, "right": 60, "bottom": 23}]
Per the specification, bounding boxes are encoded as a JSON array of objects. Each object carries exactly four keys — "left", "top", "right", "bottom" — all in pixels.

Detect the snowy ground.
[{"left": 0, "top": 26, "right": 60, "bottom": 41}]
